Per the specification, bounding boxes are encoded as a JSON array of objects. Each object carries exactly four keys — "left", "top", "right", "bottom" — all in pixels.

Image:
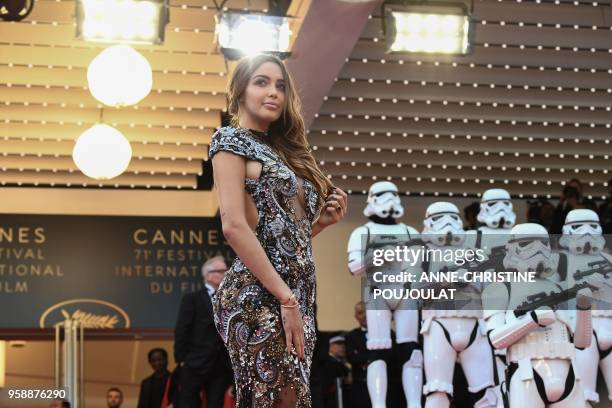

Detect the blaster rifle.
[
  {"left": 513, "top": 281, "right": 591, "bottom": 317},
  {"left": 573, "top": 259, "right": 612, "bottom": 281}
]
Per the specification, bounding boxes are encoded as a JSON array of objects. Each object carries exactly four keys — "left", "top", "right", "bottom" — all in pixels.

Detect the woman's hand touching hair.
[{"left": 315, "top": 187, "right": 348, "bottom": 229}]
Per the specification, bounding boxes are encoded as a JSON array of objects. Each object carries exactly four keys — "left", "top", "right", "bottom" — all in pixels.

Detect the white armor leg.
[
  {"left": 366, "top": 308, "right": 392, "bottom": 349},
  {"left": 594, "top": 317, "right": 612, "bottom": 351},
  {"left": 395, "top": 306, "right": 419, "bottom": 343},
  {"left": 423, "top": 319, "right": 457, "bottom": 408},
  {"left": 395, "top": 307, "right": 422, "bottom": 408},
  {"left": 494, "top": 354, "right": 507, "bottom": 408},
  {"left": 458, "top": 322, "right": 495, "bottom": 394},
  {"left": 594, "top": 317, "right": 612, "bottom": 400},
  {"left": 402, "top": 350, "right": 423, "bottom": 408},
  {"left": 368, "top": 359, "right": 388, "bottom": 408},
  {"left": 474, "top": 388, "right": 500, "bottom": 408},
  {"left": 575, "top": 332, "right": 600, "bottom": 404},
  {"left": 366, "top": 308, "right": 392, "bottom": 407},
  {"left": 459, "top": 319, "right": 498, "bottom": 408},
  {"left": 508, "top": 360, "right": 546, "bottom": 408},
  {"left": 601, "top": 350, "right": 612, "bottom": 401}
]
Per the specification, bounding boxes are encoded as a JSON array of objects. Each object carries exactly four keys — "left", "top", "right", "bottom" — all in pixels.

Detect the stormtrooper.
[
  {"left": 417, "top": 202, "right": 497, "bottom": 408},
  {"left": 347, "top": 181, "right": 422, "bottom": 408},
  {"left": 475, "top": 188, "right": 517, "bottom": 402},
  {"left": 476, "top": 188, "right": 517, "bottom": 253},
  {"left": 483, "top": 223, "right": 593, "bottom": 408},
  {"left": 558, "top": 209, "right": 612, "bottom": 406}
]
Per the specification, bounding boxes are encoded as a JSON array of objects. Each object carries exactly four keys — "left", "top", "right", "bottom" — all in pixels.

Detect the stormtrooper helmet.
[
  {"left": 363, "top": 181, "right": 404, "bottom": 219},
  {"left": 477, "top": 188, "right": 516, "bottom": 229},
  {"left": 422, "top": 202, "right": 465, "bottom": 246},
  {"left": 504, "top": 223, "right": 553, "bottom": 276},
  {"left": 559, "top": 209, "right": 605, "bottom": 255}
]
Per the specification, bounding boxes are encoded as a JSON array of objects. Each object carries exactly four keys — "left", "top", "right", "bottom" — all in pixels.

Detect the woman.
[{"left": 209, "top": 54, "right": 348, "bottom": 408}]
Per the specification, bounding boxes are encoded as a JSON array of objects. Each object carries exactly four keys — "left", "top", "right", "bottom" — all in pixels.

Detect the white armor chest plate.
[
  {"left": 505, "top": 279, "right": 574, "bottom": 362},
  {"left": 421, "top": 244, "right": 483, "bottom": 319},
  {"left": 364, "top": 221, "right": 416, "bottom": 238},
  {"left": 362, "top": 222, "right": 418, "bottom": 289}
]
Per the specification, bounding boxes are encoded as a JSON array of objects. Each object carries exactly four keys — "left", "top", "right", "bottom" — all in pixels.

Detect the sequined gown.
[{"left": 209, "top": 127, "right": 321, "bottom": 407}]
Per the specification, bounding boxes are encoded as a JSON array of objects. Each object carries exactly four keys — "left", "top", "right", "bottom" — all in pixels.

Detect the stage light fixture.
[
  {"left": 383, "top": 1, "right": 472, "bottom": 55},
  {"left": 0, "top": 0, "right": 35, "bottom": 21},
  {"left": 75, "top": 0, "right": 169, "bottom": 44},
  {"left": 215, "top": 12, "right": 292, "bottom": 60}
]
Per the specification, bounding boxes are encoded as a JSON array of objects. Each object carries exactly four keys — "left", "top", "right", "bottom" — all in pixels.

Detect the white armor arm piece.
[
  {"left": 573, "top": 308, "right": 592, "bottom": 349},
  {"left": 348, "top": 225, "right": 369, "bottom": 276},
  {"left": 573, "top": 288, "right": 593, "bottom": 349},
  {"left": 486, "top": 308, "right": 556, "bottom": 350},
  {"left": 482, "top": 283, "right": 556, "bottom": 350}
]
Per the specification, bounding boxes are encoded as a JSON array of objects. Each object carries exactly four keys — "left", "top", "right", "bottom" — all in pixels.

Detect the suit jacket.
[
  {"left": 174, "top": 289, "right": 231, "bottom": 375},
  {"left": 137, "top": 371, "right": 171, "bottom": 408},
  {"left": 321, "top": 355, "right": 350, "bottom": 408},
  {"left": 345, "top": 328, "right": 368, "bottom": 384}
]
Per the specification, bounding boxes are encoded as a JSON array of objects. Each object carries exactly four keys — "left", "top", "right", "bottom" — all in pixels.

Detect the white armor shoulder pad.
[{"left": 348, "top": 225, "right": 371, "bottom": 254}]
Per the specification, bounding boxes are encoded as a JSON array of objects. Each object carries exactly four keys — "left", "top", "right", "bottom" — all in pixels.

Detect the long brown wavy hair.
[{"left": 227, "top": 54, "right": 332, "bottom": 208}]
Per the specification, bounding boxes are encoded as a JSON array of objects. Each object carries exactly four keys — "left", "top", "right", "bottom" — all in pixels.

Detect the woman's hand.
[
  {"left": 280, "top": 305, "right": 305, "bottom": 360},
  {"left": 316, "top": 187, "right": 348, "bottom": 229}
]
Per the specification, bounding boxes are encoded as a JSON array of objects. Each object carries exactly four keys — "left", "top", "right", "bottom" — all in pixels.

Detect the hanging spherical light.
[
  {"left": 72, "top": 124, "right": 132, "bottom": 179},
  {"left": 87, "top": 44, "right": 152, "bottom": 107}
]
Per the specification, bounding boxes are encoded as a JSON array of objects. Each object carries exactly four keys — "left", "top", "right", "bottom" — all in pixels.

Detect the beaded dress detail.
[{"left": 209, "top": 126, "right": 321, "bottom": 407}]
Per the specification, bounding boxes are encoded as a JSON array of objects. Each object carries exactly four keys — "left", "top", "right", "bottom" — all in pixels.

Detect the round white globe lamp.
[
  {"left": 72, "top": 124, "right": 132, "bottom": 179},
  {"left": 87, "top": 44, "right": 153, "bottom": 107}
]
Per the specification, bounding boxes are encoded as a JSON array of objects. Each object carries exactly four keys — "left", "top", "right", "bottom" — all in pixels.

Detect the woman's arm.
[
  {"left": 311, "top": 220, "right": 325, "bottom": 238},
  {"left": 213, "top": 151, "right": 293, "bottom": 302}
]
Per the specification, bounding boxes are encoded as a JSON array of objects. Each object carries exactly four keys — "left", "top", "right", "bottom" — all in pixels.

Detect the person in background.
[
  {"left": 174, "top": 256, "right": 233, "bottom": 408},
  {"left": 322, "top": 334, "right": 352, "bottom": 408},
  {"left": 550, "top": 178, "right": 598, "bottom": 234},
  {"left": 106, "top": 387, "right": 123, "bottom": 408},
  {"left": 310, "top": 305, "right": 326, "bottom": 408},
  {"left": 345, "top": 301, "right": 370, "bottom": 408},
  {"left": 463, "top": 201, "right": 481, "bottom": 230},
  {"left": 138, "top": 347, "right": 174, "bottom": 408},
  {"left": 598, "top": 178, "right": 612, "bottom": 237},
  {"left": 49, "top": 399, "right": 70, "bottom": 408}
]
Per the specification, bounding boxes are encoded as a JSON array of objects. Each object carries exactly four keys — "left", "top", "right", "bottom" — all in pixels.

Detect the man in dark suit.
[
  {"left": 321, "top": 334, "right": 352, "bottom": 408},
  {"left": 345, "top": 301, "right": 371, "bottom": 408},
  {"left": 174, "top": 256, "right": 233, "bottom": 408}
]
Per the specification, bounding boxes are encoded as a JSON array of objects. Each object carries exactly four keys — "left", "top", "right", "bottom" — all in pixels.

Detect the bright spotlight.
[
  {"left": 75, "top": 0, "right": 169, "bottom": 44},
  {"left": 384, "top": 3, "right": 472, "bottom": 55},
  {"left": 215, "top": 12, "right": 292, "bottom": 60}
]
